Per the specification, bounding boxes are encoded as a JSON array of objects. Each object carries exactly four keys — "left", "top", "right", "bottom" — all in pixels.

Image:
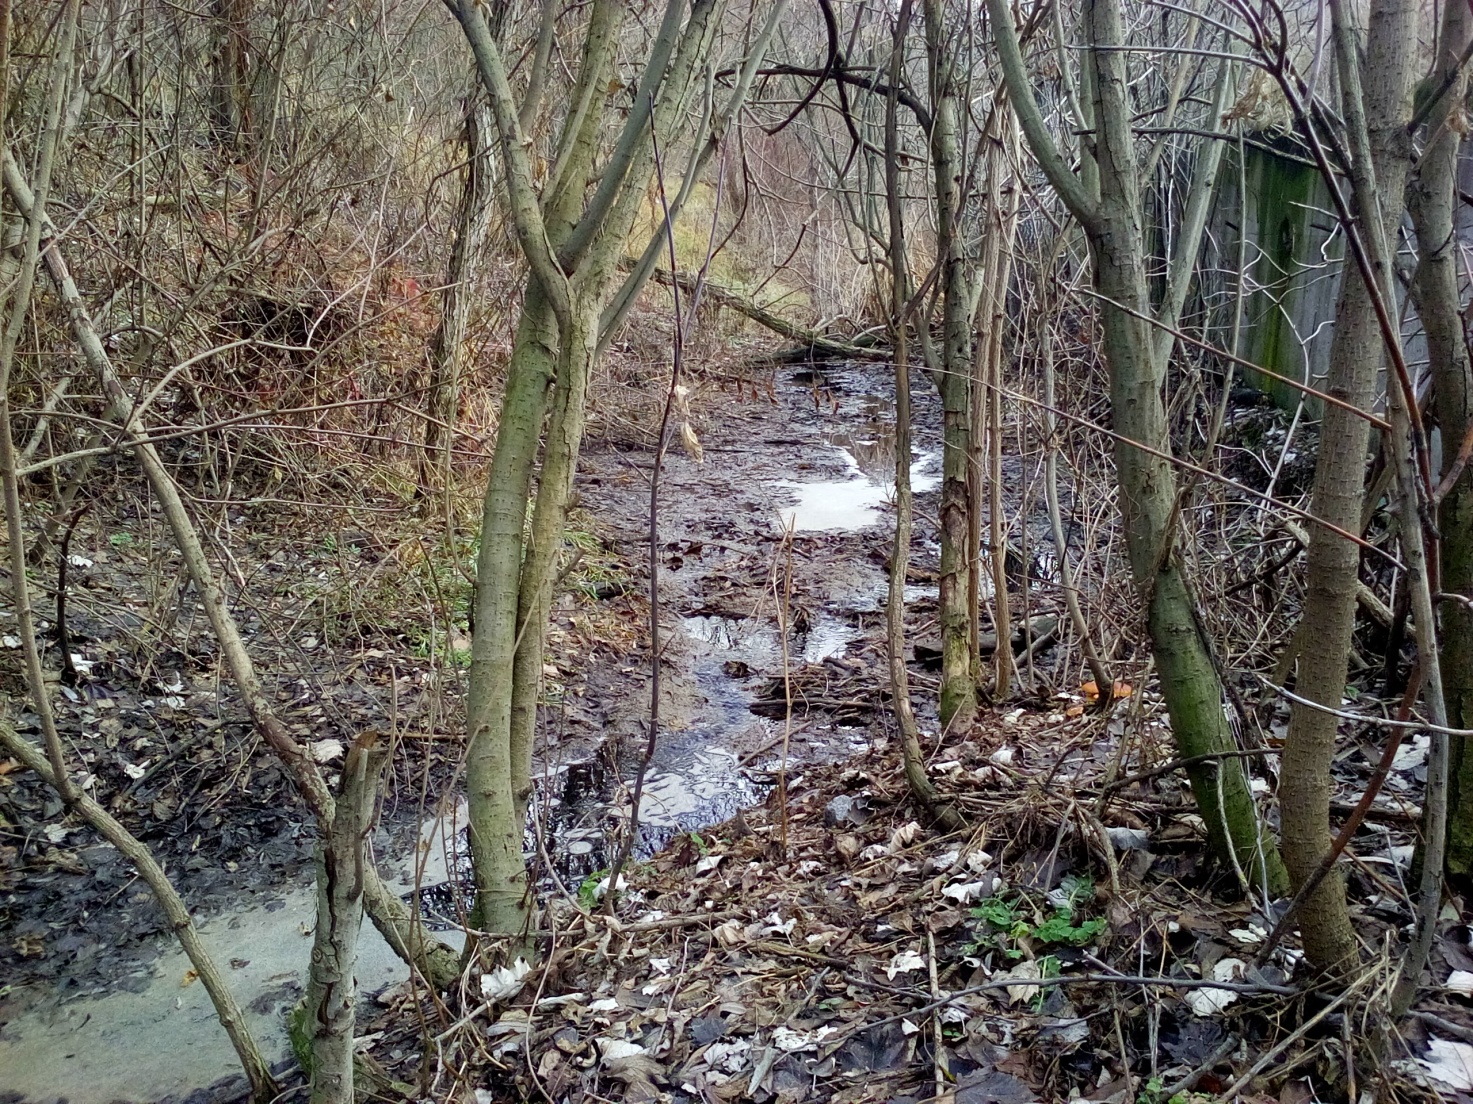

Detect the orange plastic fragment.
[{"left": 1082, "top": 680, "right": 1133, "bottom": 701}]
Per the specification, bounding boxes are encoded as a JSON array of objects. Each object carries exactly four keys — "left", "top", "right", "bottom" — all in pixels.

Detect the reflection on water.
[
  {"left": 775, "top": 384, "right": 941, "bottom": 533},
  {"left": 776, "top": 444, "right": 940, "bottom": 532}
]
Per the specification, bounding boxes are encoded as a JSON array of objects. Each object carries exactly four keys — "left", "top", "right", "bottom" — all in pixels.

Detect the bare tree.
[
  {"left": 1410, "top": 0, "right": 1473, "bottom": 881},
  {"left": 1279, "top": 0, "right": 1421, "bottom": 974},
  {"left": 987, "top": 0, "right": 1287, "bottom": 890},
  {"left": 445, "top": 0, "right": 788, "bottom": 936}
]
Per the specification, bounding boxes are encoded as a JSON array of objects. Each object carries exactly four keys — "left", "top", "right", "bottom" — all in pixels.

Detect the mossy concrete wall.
[{"left": 1212, "top": 141, "right": 1345, "bottom": 416}]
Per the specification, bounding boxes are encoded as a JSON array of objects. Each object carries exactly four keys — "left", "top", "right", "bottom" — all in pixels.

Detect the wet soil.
[
  {"left": 0, "top": 359, "right": 1451, "bottom": 1104},
  {"left": 0, "top": 358, "right": 1011, "bottom": 1103}
]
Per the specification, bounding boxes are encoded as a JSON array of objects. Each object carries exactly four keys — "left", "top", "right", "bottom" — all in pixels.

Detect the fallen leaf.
[
  {"left": 1422, "top": 1037, "right": 1473, "bottom": 1091},
  {"left": 955, "top": 1069, "right": 1036, "bottom": 1104},
  {"left": 1106, "top": 827, "right": 1150, "bottom": 851},
  {"left": 999, "top": 959, "right": 1042, "bottom": 1006},
  {"left": 1184, "top": 957, "right": 1245, "bottom": 1017},
  {"left": 886, "top": 949, "right": 926, "bottom": 979},
  {"left": 480, "top": 957, "right": 532, "bottom": 1003},
  {"left": 1082, "top": 680, "right": 1133, "bottom": 701},
  {"left": 943, "top": 878, "right": 999, "bottom": 904},
  {"left": 598, "top": 1038, "right": 648, "bottom": 1062},
  {"left": 772, "top": 1025, "right": 835, "bottom": 1052},
  {"left": 680, "top": 422, "right": 704, "bottom": 463},
  {"left": 889, "top": 821, "right": 923, "bottom": 852}
]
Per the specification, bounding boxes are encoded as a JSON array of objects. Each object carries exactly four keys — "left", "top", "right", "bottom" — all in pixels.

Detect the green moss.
[{"left": 1231, "top": 146, "right": 1330, "bottom": 414}]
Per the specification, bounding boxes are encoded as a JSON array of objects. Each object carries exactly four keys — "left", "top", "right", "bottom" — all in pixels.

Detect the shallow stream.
[{"left": 0, "top": 361, "right": 1035, "bottom": 1102}]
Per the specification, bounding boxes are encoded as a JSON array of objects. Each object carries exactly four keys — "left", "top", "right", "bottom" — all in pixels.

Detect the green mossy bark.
[
  {"left": 985, "top": 0, "right": 1287, "bottom": 891},
  {"left": 1410, "top": 0, "right": 1473, "bottom": 883},
  {"left": 456, "top": 0, "right": 740, "bottom": 940},
  {"left": 1281, "top": 0, "right": 1418, "bottom": 975},
  {"left": 1085, "top": 0, "right": 1286, "bottom": 896},
  {"left": 466, "top": 284, "right": 558, "bottom": 936}
]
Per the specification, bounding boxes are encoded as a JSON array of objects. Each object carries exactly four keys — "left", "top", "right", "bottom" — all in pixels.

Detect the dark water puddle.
[
  {"left": 0, "top": 361, "right": 951, "bottom": 1103},
  {"left": 414, "top": 607, "right": 862, "bottom": 917}
]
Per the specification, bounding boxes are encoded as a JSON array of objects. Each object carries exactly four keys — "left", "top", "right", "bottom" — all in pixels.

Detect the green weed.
[{"left": 969, "top": 874, "right": 1107, "bottom": 959}]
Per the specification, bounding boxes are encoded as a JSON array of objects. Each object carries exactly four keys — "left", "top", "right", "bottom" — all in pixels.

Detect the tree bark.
[
  {"left": 920, "top": 0, "right": 976, "bottom": 730},
  {"left": 1410, "top": 0, "right": 1473, "bottom": 882},
  {"left": 464, "top": 283, "right": 558, "bottom": 935},
  {"left": 208, "top": 0, "right": 253, "bottom": 149},
  {"left": 300, "top": 734, "right": 388, "bottom": 1104},
  {"left": 423, "top": 88, "right": 494, "bottom": 492},
  {"left": 1281, "top": 0, "right": 1418, "bottom": 975},
  {"left": 886, "top": 0, "right": 964, "bottom": 830}
]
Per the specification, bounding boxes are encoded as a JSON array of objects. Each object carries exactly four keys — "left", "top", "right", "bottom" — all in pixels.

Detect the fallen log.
[{"left": 649, "top": 267, "right": 888, "bottom": 362}]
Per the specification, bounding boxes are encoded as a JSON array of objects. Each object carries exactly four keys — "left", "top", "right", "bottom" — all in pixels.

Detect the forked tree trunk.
[
  {"left": 448, "top": 0, "right": 786, "bottom": 937},
  {"left": 1280, "top": 0, "right": 1418, "bottom": 974},
  {"left": 1410, "top": 0, "right": 1473, "bottom": 881},
  {"left": 986, "top": 0, "right": 1286, "bottom": 892}
]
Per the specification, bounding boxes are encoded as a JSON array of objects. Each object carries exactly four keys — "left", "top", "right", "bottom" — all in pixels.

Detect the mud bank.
[{"left": 1, "top": 360, "right": 1001, "bottom": 1103}]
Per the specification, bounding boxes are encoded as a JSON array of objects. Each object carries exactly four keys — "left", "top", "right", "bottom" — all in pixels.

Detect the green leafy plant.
[
  {"left": 1136, "top": 1079, "right": 1203, "bottom": 1104},
  {"left": 1031, "top": 912, "right": 1107, "bottom": 946},
  {"left": 970, "top": 882, "right": 1107, "bottom": 957},
  {"left": 1137, "top": 1076, "right": 1166, "bottom": 1104},
  {"left": 577, "top": 869, "right": 609, "bottom": 910},
  {"left": 972, "top": 896, "right": 1019, "bottom": 930}
]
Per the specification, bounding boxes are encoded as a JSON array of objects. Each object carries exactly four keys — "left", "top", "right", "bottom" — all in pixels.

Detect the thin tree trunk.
[
  {"left": 983, "top": 115, "right": 1021, "bottom": 697},
  {"left": 300, "top": 734, "right": 389, "bottom": 1104},
  {"left": 887, "top": 0, "right": 962, "bottom": 830},
  {"left": 464, "top": 286, "right": 558, "bottom": 935},
  {"left": 1409, "top": 0, "right": 1473, "bottom": 881},
  {"left": 1281, "top": 0, "right": 1418, "bottom": 975},
  {"left": 423, "top": 89, "right": 494, "bottom": 493},
  {"left": 922, "top": 0, "right": 976, "bottom": 730},
  {"left": 1039, "top": 253, "right": 1112, "bottom": 695},
  {"left": 209, "top": 0, "right": 253, "bottom": 149}
]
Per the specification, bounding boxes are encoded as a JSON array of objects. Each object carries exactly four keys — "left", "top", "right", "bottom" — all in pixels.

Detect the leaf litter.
[{"left": 4, "top": 359, "right": 1468, "bottom": 1101}]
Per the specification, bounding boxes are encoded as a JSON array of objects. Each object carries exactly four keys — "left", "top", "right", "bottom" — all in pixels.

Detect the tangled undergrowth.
[{"left": 338, "top": 698, "right": 1468, "bottom": 1104}]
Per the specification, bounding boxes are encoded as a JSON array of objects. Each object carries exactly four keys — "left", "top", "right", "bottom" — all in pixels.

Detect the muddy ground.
[
  {"left": 3, "top": 357, "right": 1455, "bottom": 1104},
  {"left": 0, "top": 357, "right": 1055, "bottom": 1101}
]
